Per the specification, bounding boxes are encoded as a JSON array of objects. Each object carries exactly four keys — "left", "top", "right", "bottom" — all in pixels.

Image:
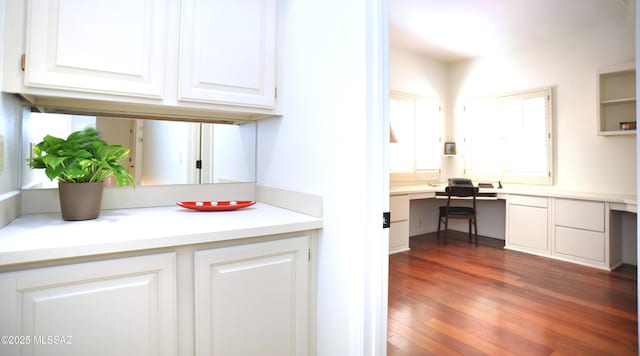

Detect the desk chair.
[{"left": 437, "top": 185, "right": 479, "bottom": 245}]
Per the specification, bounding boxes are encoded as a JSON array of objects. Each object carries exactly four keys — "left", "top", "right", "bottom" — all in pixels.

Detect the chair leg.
[
  {"left": 443, "top": 216, "right": 448, "bottom": 244},
  {"left": 437, "top": 216, "right": 441, "bottom": 242},
  {"left": 468, "top": 220, "right": 472, "bottom": 242},
  {"left": 473, "top": 218, "right": 478, "bottom": 246}
]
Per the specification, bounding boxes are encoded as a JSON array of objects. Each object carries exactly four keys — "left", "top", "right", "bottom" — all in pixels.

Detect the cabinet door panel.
[
  {"left": 0, "top": 253, "right": 176, "bottom": 356},
  {"left": 507, "top": 204, "right": 548, "bottom": 252},
  {"left": 179, "top": 0, "right": 277, "bottom": 107},
  {"left": 390, "top": 195, "right": 409, "bottom": 222},
  {"left": 26, "top": 0, "right": 167, "bottom": 98},
  {"left": 389, "top": 220, "right": 409, "bottom": 254},
  {"left": 194, "top": 236, "right": 308, "bottom": 356}
]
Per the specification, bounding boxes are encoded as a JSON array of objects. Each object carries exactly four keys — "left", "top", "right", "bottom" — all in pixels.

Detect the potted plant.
[{"left": 27, "top": 127, "right": 134, "bottom": 221}]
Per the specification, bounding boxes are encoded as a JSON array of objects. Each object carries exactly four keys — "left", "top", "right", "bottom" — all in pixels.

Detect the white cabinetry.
[
  {"left": 553, "top": 199, "right": 607, "bottom": 265},
  {"left": 389, "top": 194, "right": 410, "bottom": 254},
  {"left": 506, "top": 195, "right": 549, "bottom": 255},
  {"left": 0, "top": 253, "right": 177, "bottom": 356},
  {"left": 597, "top": 62, "right": 636, "bottom": 135},
  {"left": 4, "top": 0, "right": 280, "bottom": 122},
  {"left": 25, "top": 0, "right": 168, "bottom": 98},
  {"left": 0, "top": 233, "right": 314, "bottom": 356},
  {"left": 179, "top": 0, "right": 277, "bottom": 107},
  {"left": 194, "top": 236, "right": 309, "bottom": 356}
]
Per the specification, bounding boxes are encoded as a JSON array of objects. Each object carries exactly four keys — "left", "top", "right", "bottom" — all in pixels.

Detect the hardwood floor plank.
[{"left": 388, "top": 232, "right": 638, "bottom": 355}]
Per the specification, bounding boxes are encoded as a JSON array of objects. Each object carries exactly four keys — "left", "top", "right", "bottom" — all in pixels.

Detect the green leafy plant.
[{"left": 27, "top": 127, "right": 135, "bottom": 186}]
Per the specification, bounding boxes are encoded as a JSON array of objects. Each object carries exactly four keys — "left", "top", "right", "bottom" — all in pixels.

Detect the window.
[
  {"left": 462, "top": 88, "right": 553, "bottom": 184},
  {"left": 389, "top": 92, "right": 442, "bottom": 182}
]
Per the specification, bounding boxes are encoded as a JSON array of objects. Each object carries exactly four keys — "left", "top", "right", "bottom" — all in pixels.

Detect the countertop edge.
[
  {"left": 390, "top": 184, "right": 637, "bottom": 205},
  {"left": 0, "top": 203, "right": 323, "bottom": 268}
]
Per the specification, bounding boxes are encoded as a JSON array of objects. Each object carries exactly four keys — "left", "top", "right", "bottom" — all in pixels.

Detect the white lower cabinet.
[
  {"left": 506, "top": 195, "right": 614, "bottom": 269},
  {"left": 389, "top": 194, "right": 410, "bottom": 254},
  {"left": 0, "top": 233, "right": 314, "bottom": 356},
  {"left": 555, "top": 226, "right": 605, "bottom": 262},
  {"left": 194, "top": 236, "right": 310, "bottom": 356},
  {"left": 506, "top": 195, "right": 549, "bottom": 254},
  {"left": 0, "top": 253, "right": 177, "bottom": 356},
  {"left": 553, "top": 199, "right": 608, "bottom": 267}
]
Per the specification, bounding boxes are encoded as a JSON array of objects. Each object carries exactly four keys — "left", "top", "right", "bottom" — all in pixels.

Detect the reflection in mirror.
[{"left": 21, "top": 112, "right": 256, "bottom": 188}]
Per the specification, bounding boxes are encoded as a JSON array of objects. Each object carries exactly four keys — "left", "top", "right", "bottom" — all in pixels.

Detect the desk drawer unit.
[
  {"left": 389, "top": 195, "right": 410, "bottom": 254},
  {"left": 554, "top": 199, "right": 606, "bottom": 264}
]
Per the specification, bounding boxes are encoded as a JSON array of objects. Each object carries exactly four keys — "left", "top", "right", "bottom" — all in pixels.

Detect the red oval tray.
[{"left": 177, "top": 200, "right": 256, "bottom": 211}]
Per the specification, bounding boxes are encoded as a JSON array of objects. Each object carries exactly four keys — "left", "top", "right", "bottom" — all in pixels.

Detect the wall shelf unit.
[{"left": 597, "top": 62, "right": 636, "bottom": 136}]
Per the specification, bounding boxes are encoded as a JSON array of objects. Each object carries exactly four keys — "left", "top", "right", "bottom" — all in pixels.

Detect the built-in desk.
[{"left": 390, "top": 184, "right": 637, "bottom": 270}]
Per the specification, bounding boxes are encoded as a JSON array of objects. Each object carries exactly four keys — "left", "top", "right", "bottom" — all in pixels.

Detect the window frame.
[
  {"left": 389, "top": 91, "right": 443, "bottom": 183},
  {"left": 462, "top": 87, "right": 554, "bottom": 185}
]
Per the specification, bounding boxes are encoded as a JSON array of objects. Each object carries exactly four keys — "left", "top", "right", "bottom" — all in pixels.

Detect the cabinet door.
[
  {"left": 389, "top": 195, "right": 409, "bottom": 254},
  {"left": 507, "top": 203, "right": 549, "bottom": 253},
  {"left": 390, "top": 220, "right": 410, "bottom": 254},
  {"left": 25, "top": 0, "right": 167, "bottom": 98},
  {"left": 0, "top": 253, "right": 176, "bottom": 356},
  {"left": 179, "top": 0, "right": 277, "bottom": 108},
  {"left": 194, "top": 236, "right": 309, "bottom": 356}
]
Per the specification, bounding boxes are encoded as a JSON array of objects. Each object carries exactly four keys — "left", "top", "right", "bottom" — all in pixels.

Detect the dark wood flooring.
[{"left": 387, "top": 231, "right": 638, "bottom": 355}]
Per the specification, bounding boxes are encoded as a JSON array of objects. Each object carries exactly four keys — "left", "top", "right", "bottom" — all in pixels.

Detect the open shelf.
[{"left": 597, "top": 62, "right": 636, "bottom": 136}]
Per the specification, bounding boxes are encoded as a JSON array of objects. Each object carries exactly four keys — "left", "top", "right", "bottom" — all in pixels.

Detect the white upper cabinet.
[
  {"left": 25, "top": 0, "right": 168, "bottom": 98},
  {"left": 179, "top": 0, "right": 277, "bottom": 108},
  {"left": 4, "top": 0, "right": 280, "bottom": 122}
]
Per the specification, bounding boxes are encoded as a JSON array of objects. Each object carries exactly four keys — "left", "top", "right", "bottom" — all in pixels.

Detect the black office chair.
[{"left": 437, "top": 184, "right": 479, "bottom": 245}]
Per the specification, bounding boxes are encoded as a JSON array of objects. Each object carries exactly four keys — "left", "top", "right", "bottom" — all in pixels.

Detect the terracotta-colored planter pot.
[{"left": 58, "top": 182, "right": 104, "bottom": 221}]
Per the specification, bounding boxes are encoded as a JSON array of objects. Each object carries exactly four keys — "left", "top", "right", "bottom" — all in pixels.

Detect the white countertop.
[
  {"left": 390, "top": 183, "right": 637, "bottom": 206},
  {"left": 0, "top": 203, "right": 323, "bottom": 267}
]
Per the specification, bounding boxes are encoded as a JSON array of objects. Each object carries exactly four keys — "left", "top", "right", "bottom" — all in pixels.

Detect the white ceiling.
[{"left": 389, "top": 0, "right": 636, "bottom": 63}]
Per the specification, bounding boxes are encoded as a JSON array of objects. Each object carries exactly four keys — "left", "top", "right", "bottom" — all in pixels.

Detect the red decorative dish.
[{"left": 177, "top": 200, "right": 256, "bottom": 211}]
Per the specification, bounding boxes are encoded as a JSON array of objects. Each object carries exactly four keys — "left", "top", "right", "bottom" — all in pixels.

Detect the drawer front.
[
  {"left": 509, "top": 195, "right": 548, "bottom": 208},
  {"left": 390, "top": 195, "right": 409, "bottom": 222},
  {"left": 389, "top": 220, "right": 409, "bottom": 253},
  {"left": 555, "top": 199, "right": 605, "bottom": 232},
  {"left": 555, "top": 226, "right": 605, "bottom": 262}
]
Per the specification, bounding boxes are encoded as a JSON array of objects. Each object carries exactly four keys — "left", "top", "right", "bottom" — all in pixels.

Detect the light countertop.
[
  {"left": 390, "top": 183, "right": 637, "bottom": 206},
  {"left": 0, "top": 203, "right": 323, "bottom": 267}
]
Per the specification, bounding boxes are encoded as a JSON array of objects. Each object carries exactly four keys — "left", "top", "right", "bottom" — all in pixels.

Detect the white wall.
[
  {"left": 450, "top": 18, "right": 636, "bottom": 196},
  {"left": 257, "top": 0, "right": 385, "bottom": 354},
  {"left": 0, "top": 91, "right": 21, "bottom": 192},
  {"left": 0, "top": 93, "right": 22, "bottom": 194},
  {"left": 141, "top": 120, "right": 198, "bottom": 185},
  {"left": 389, "top": 47, "right": 465, "bottom": 182},
  {"left": 0, "top": 0, "right": 24, "bottom": 227},
  {"left": 390, "top": 47, "right": 448, "bottom": 100},
  {"left": 393, "top": 13, "right": 635, "bottom": 240},
  {"left": 211, "top": 122, "right": 256, "bottom": 183}
]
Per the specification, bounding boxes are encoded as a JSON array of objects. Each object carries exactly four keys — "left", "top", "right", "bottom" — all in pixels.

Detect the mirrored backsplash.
[{"left": 22, "top": 112, "right": 256, "bottom": 188}]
